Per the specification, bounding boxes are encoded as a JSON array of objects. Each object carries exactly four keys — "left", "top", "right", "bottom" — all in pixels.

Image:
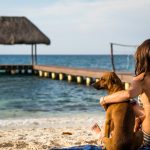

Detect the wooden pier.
[
  {"left": 0, "top": 17, "right": 134, "bottom": 88},
  {"left": 0, "top": 64, "right": 133, "bottom": 87},
  {"left": 0, "top": 65, "right": 33, "bottom": 74}
]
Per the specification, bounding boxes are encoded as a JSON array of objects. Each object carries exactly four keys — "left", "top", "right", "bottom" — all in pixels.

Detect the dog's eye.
[{"left": 100, "top": 77, "right": 105, "bottom": 81}]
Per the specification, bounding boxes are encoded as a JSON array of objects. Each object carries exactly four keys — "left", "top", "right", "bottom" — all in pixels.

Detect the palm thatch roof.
[{"left": 0, "top": 16, "right": 50, "bottom": 45}]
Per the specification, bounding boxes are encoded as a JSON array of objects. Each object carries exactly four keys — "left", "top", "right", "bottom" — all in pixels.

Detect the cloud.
[
  {"left": 29, "top": 0, "right": 150, "bottom": 33},
  {"left": 2, "top": 0, "right": 149, "bottom": 31},
  {"left": 0, "top": 0, "right": 150, "bottom": 54}
]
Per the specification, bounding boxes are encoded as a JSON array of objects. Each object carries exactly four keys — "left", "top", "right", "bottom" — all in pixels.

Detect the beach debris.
[
  {"left": 85, "top": 139, "right": 97, "bottom": 144},
  {"left": 62, "top": 131, "right": 73, "bottom": 135},
  {"left": 0, "top": 142, "right": 13, "bottom": 148}
]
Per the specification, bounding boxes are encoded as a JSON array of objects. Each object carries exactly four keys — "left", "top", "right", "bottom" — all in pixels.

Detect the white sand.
[{"left": 0, "top": 113, "right": 105, "bottom": 150}]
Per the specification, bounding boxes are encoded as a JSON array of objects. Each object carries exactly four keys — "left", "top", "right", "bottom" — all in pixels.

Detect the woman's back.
[
  {"left": 140, "top": 73, "right": 150, "bottom": 135},
  {"left": 143, "top": 74, "right": 150, "bottom": 104}
]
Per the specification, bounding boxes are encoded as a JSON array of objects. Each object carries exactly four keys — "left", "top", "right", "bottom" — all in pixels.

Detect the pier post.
[
  {"left": 51, "top": 72, "right": 56, "bottom": 79},
  {"left": 59, "top": 73, "right": 64, "bottom": 80},
  {"left": 44, "top": 72, "right": 49, "bottom": 77},
  {"left": 15, "top": 69, "right": 19, "bottom": 74},
  {"left": 21, "top": 69, "right": 25, "bottom": 74},
  {"left": 96, "top": 79, "right": 100, "bottom": 82},
  {"left": 86, "top": 77, "right": 92, "bottom": 86},
  {"left": 77, "top": 76, "right": 83, "bottom": 84},
  {"left": 39, "top": 71, "right": 43, "bottom": 77},
  {"left": 125, "top": 82, "right": 130, "bottom": 90},
  {"left": 27, "top": 69, "right": 32, "bottom": 74},
  {"left": 10, "top": 70, "right": 16, "bottom": 75},
  {"left": 67, "top": 75, "right": 72, "bottom": 82}
]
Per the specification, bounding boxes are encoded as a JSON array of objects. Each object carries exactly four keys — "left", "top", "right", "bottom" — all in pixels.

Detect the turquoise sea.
[{"left": 0, "top": 55, "right": 134, "bottom": 119}]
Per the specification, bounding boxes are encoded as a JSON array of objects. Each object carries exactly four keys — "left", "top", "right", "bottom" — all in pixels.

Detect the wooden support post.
[
  {"left": 11, "top": 70, "right": 16, "bottom": 75},
  {"left": 44, "top": 72, "right": 49, "bottom": 77},
  {"left": 110, "top": 43, "right": 115, "bottom": 72},
  {"left": 77, "top": 76, "right": 83, "bottom": 84},
  {"left": 125, "top": 82, "right": 130, "bottom": 90},
  {"left": 39, "top": 71, "right": 43, "bottom": 77},
  {"left": 21, "top": 69, "right": 25, "bottom": 74},
  {"left": 59, "top": 73, "right": 63, "bottom": 80},
  {"left": 31, "top": 44, "right": 37, "bottom": 65},
  {"left": 15, "top": 69, "right": 18, "bottom": 74},
  {"left": 67, "top": 75, "right": 72, "bottom": 82},
  {"left": 86, "top": 77, "right": 92, "bottom": 86},
  {"left": 51, "top": 72, "right": 56, "bottom": 79},
  {"left": 27, "top": 69, "right": 32, "bottom": 74},
  {"left": 96, "top": 79, "right": 100, "bottom": 82},
  {"left": 35, "top": 44, "right": 37, "bottom": 65},
  {"left": 31, "top": 44, "right": 34, "bottom": 65}
]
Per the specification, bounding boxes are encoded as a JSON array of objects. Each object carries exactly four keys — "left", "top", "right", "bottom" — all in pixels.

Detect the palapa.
[{"left": 0, "top": 16, "right": 50, "bottom": 45}]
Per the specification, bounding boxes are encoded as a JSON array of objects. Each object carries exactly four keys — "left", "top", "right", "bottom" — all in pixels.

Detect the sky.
[{"left": 0, "top": 0, "right": 150, "bottom": 54}]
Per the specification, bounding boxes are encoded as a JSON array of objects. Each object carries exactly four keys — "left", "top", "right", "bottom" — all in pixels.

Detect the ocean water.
[{"left": 0, "top": 55, "right": 134, "bottom": 119}]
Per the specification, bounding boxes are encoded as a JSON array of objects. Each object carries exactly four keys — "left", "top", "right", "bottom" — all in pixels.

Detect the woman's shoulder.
[
  {"left": 143, "top": 73, "right": 150, "bottom": 85},
  {"left": 133, "top": 73, "right": 145, "bottom": 81},
  {"left": 133, "top": 72, "right": 150, "bottom": 88}
]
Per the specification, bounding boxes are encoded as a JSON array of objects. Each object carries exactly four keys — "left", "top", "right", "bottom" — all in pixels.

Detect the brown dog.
[{"left": 93, "top": 72, "right": 143, "bottom": 150}]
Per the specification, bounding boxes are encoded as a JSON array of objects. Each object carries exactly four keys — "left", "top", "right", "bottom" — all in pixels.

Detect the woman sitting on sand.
[{"left": 99, "top": 39, "right": 150, "bottom": 149}]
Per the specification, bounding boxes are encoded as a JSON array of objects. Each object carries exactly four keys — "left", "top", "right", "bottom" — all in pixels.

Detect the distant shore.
[{"left": 0, "top": 113, "right": 105, "bottom": 150}]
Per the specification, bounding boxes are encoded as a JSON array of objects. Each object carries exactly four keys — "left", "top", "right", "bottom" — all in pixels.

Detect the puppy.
[{"left": 93, "top": 72, "right": 143, "bottom": 150}]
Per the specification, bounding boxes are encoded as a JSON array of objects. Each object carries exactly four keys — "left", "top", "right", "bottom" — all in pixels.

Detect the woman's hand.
[
  {"left": 134, "top": 117, "right": 142, "bottom": 132},
  {"left": 100, "top": 97, "right": 105, "bottom": 105},
  {"left": 100, "top": 97, "right": 107, "bottom": 110}
]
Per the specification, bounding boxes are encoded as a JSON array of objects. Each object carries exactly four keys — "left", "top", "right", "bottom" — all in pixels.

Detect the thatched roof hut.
[
  {"left": 0, "top": 16, "right": 50, "bottom": 65},
  {"left": 0, "top": 16, "right": 50, "bottom": 45}
]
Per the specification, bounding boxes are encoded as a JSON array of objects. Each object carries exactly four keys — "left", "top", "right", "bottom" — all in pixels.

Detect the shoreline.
[{"left": 0, "top": 113, "right": 105, "bottom": 150}]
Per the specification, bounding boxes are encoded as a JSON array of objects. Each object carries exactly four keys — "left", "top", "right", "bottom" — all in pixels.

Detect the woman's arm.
[
  {"left": 100, "top": 90, "right": 129, "bottom": 105},
  {"left": 100, "top": 74, "right": 144, "bottom": 106}
]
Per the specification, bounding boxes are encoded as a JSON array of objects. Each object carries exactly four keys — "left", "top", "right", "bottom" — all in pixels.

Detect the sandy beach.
[{"left": 0, "top": 113, "right": 105, "bottom": 150}]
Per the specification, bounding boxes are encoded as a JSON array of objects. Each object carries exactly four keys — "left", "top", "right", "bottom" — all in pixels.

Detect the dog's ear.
[
  {"left": 107, "top": 72, "right": 122, "bottom": 90},
  {"left": 110, "top": 72, "right": 122, "bottom": 85}
]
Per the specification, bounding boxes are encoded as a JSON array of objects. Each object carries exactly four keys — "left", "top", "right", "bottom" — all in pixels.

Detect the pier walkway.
[{"left": 0, "top": 64, "right": 133, "bottom": 87}]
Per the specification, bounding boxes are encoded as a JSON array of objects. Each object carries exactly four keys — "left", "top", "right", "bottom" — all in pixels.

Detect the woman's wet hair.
[{"left": 135, "top": 39, "right": 150, "bottom": 76}]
